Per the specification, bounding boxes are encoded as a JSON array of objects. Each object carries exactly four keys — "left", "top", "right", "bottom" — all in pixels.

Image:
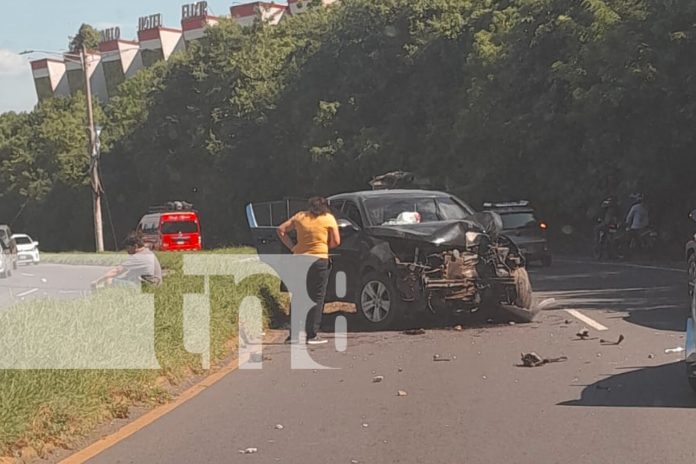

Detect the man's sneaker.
[
  {"left": 306, "top": 336, "right": 328, "bottom": 345},
  {"left": 284, "top": 335, "right": 299, "bottom": 344}
]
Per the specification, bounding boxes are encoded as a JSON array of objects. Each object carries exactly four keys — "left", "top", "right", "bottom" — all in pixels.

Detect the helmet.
[
  {"left": 629, "top": 193, "right": 644, "bottom": 203},
  {"left": 600, "top": 196, "right": 616, "bottom": 209}
]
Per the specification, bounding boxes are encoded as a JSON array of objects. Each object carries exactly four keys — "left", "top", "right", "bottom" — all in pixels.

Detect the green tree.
[{"left": 69, "top": 24, "right": 100, "bottom": 52}]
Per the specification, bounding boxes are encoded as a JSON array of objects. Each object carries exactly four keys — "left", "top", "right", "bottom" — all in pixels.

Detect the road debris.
[
  {"left": 403, "top": 328, "right": 426, "bottom": 335},
  {"left": 600, "top": 334, "right": 625, "bottom": 345},
  {"left": 397, "top": 390, "right": 408, "bottom": 397},
  {"left": 274, "top": 424, "right": 284, "bottom": 430},
  {"left": 518, "top": 352, "right": 568, "bottom": 367},
  {"left": 576, "top": 328, "right": 590, "bottom": 339},
  {"left": 596, "top": 384, "right": 611, "bottom": 391},
  {"left": 362, "top": 423, "right": 369, "bottom": 428},
  {"left": 564, "top": 319, "right": 571, "bottom": 324},
  {"left": 665, "top": 347, "right": 685, "bottom": 354},
  {"left": 509, "top": 321, "right": 516, "bottom": 325},
  {"left": 433, "top": 354, "right": 452, "bottom": 362},
  {"left": 648, "top": 353, "right": 655, "bottom": 359},
  {"left": 453, "top": 325, "right": 463, "bottom": 331},
  {"left": 372, "top": 375, "right": 384, "bottom": 383},
  {"left": 239, "top": 448, "right": 258, "bottom": 454},
  {"left": 537, "top": 298, "right": 556, "bottom": 309},
  {"left": 397, "top": 368, "right": 403, "bottom": 372}
]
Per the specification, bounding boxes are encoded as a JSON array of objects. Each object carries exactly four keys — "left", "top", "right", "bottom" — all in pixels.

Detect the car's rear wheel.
[
  {"left": 513, "top": 267, "right": 533, "bottom": 309},
  {"left": 356, "top": 271, "right": 401, "bottom": 330}
]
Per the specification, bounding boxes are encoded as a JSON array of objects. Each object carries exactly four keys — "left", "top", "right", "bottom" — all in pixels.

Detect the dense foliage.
[{"left": 2, "top": 0, "right": 696, "bottom": 251}]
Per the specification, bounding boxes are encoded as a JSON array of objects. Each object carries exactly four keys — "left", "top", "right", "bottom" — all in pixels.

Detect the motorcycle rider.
[
  {"left": 594, "top": 195, "right": 619, "bottom": 253},
  {"left": 624, "top": 193, "right": 649, "bottom": 251}
]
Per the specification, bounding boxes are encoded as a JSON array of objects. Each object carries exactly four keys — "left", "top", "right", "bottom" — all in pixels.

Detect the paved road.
[
  {"left": 0, "top": 263, "right": 107, "bottom": 309},
  {"left": 87, "top": 258, "right": 696, "bottom": 464}
]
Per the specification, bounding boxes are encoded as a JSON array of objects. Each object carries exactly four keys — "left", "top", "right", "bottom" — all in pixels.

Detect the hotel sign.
[
  {"left": 182, "top": 1, "right": 208, "bottom": 19},
  {"left": 138, "top": 13, "right": 162, "bottom": 32}
]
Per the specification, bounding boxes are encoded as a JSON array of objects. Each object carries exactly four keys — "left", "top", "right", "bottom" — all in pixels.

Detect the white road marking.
[
  {"left": 564, "top": 309, "right": 608, "bottom": 331},
  {"left": 20, "top": 273, "right": 35, "bottom": 277},
  {"left": 556, "top": 257, "right": 683, "bottom": 273},
  {"left": 16, "top": 288, "right": 39, "bottom": 298}
]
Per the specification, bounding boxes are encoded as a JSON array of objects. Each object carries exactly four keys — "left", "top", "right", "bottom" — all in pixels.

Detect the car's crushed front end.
[{"left": 369, "top": 218, "right": 536, "bottom": 322}]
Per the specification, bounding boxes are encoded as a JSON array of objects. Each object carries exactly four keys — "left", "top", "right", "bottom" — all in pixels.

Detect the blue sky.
[{"left": 0, "top": 0, "right": 246, "bottom": 113}]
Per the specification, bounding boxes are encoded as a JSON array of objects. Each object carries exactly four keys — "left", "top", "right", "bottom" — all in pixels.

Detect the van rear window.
[{"left": 161, "top": 221, "right": 199, "bottom": 234}]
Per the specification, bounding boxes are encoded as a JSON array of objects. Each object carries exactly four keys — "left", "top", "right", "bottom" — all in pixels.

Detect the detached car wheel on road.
[{"left": 247, "top": 187, "right": 539, "bottom": 330}]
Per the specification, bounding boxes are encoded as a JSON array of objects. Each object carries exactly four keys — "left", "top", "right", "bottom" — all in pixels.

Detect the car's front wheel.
[
  {"left": 356, "top": 271, "right": 401, "bottom": 330},
  {"left": 513, "top": 267, "right": 533, "bottom": 309}
]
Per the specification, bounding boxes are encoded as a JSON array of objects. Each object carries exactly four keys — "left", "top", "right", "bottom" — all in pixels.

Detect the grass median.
[{"left": 0, "top": 248, "right": 281, "bottom": 459}]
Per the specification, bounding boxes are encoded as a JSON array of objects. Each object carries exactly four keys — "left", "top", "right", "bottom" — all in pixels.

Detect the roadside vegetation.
[
  {"left": 0, "top": 249, "right": 281, "bottom": 458},
  {"left": 2, "top": 0, "right": 696, "bottom": 252}
]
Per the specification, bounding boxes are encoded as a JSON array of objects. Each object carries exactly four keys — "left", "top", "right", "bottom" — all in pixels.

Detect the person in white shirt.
[{"left": 624, "top": 193, "right": 649, "bottom": 251}]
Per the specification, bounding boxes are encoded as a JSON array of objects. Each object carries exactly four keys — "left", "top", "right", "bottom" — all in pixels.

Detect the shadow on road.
[
  {"left": 530, "top": 261, "right": 688, "bottom": 332},
  {"left": 560, "top": 361, "right": 696, "bottom": 408}
]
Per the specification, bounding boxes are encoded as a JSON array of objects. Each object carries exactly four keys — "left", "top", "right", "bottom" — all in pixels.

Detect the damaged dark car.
[{"left": 246, "top": 189, "right": 536, "bottom": 330}]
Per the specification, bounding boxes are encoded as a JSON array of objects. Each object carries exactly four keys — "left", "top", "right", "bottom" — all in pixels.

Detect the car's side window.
[
  {"left": 330, "top": 200, "right": 344, "bottom": 218},
  {"left": 342, "top": 201, "right": 363, "bottom": 228}
]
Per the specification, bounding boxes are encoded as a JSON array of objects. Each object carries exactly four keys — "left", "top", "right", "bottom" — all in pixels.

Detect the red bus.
[{"left": 137, "top": 201, "right": 202, "bottom": 251}]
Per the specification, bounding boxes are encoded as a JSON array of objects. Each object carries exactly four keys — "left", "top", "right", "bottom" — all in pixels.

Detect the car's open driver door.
[{"left": 246, "top": 199, "right": 307, "bottom": 255}]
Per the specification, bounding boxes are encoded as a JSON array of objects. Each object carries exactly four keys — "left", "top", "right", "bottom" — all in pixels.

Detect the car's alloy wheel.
[
  {"left": 356, "top": 272, "right": 401, "bottom": 330},
  {"left": 360, "top": 280, "right": 391, "bottom": 323},
  {"left": 688, "top": 254, "right": 696, "bottom": 297}
]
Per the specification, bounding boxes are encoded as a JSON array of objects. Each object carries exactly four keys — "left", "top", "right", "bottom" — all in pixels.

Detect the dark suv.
[
  {"left": 247, "top": 190, "right": 537, "bottom": 330},
  {"left": 483, "top": 201, "right": 551, "bottom": 266}
]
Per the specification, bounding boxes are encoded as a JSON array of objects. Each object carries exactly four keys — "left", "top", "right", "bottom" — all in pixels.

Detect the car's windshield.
[
  {"left": 363, "top": 196, "right": 473, "bottom": 226},
  {"left": 500, "top": 212, "right": 537, "bottom": 229},
  {"left": 161, "top": 221, "right": 198, "bottom": 234},
  {"left": 13, "top": 236, "right": 32, "bottom": 245}
]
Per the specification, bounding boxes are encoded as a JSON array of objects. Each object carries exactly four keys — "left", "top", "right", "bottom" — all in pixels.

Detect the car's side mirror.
[
  {"left": 33, "top": 241, "right": 39, "bottom": 247},
  {"left": 338, "top": 218, "right": 360, "bottom": 234},
  {"left": 473, "top": 211, "right": 503, "bottom": 236},
  {"left": 690, "top": 209, "right": 696, "bottom": 222}
]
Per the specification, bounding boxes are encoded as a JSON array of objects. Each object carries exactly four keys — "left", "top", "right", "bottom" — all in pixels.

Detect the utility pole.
[{"left": 81, "top": 45, "right": 104, "bottom": 252}]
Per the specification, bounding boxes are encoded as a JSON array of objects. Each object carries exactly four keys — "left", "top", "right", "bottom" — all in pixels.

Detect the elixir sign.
[
  {"left": 182, "top": 1, "right": 208, "bottom": 20},
  {"left": 138, "top": 13, "right": 162, "bottom": 32},
  {"left": 99, "top": 27, "right": 121, "bottom": 43}
]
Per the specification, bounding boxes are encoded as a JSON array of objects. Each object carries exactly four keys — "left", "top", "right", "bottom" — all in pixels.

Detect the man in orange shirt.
[{"left": 277, "top": 197, "right": 341, "bottom": 344}]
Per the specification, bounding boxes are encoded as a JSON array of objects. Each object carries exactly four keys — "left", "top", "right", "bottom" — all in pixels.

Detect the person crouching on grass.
[
  {"left": 91, "top": 232, "right": 162, "bottom": 289},
  {"left": 276, "top": 197, "right": 340, "bottom": 345}
]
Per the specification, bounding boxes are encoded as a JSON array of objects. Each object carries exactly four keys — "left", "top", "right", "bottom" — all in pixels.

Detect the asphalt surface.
[
  {"left": 86, "top": 257, "right": 696, "bottom": 464},
  {"left": 0, "top": 263, "right": 107, "bottom": 309}
]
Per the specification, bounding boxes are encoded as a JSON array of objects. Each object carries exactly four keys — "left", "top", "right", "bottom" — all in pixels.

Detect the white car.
[{"left": 11, "top": 234, "right": 40, "bottom": 265}]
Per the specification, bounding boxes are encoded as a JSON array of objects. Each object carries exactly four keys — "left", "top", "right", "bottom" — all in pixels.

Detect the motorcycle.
[
  {"left": 624, "top": 226, "right": 659, "bottom": 257},
  {"left": 593, "top": 222, "right": 658, "bottom": 260},
  {"left": 593, "top": 219, "right": 622, "bottom": 260}
]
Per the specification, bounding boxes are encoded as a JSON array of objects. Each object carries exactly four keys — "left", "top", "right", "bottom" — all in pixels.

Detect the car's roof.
[
  {"left": 489, "top": 207, "right": 536, "bottom": 214},
  {"left": 329, "top": 189, "right": 454, "bottom": 200},
  {"left": 11, "top": 233, "right": 30, "bottom": 238}
]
